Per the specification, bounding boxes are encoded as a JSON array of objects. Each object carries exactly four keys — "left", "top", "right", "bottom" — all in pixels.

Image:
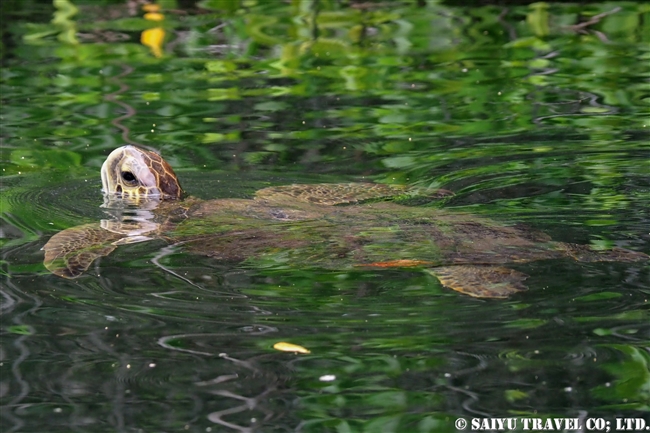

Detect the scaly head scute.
[{"left": 101, "top": 145, "right": 182, "bottom": 200}]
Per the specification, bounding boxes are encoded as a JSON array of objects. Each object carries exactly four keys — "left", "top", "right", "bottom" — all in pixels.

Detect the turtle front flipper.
[
  {"left": 427, "top": 266, "right": 529, "bottom": 299},
  {"left": 42, "top": 223, "right": 126, "bottom": 278}
]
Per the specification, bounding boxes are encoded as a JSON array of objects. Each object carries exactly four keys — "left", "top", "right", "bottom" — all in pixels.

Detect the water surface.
[{"left": 1, "top": 1, "right": 649, "bottom": 432}]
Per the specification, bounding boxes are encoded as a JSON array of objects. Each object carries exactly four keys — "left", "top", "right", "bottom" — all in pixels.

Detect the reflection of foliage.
[
  {"left": 592, "top": 345, "right": 650, "bottom": 411},
  {"left": 2, "top": 2, "right": 649, "bottom": 430},
  {"left": 52, "top": 0, "right": 79, "bottom": 44},
  {"left": 293, "top": 353, "right": 454, "bottom": 433},
  {"left": 1, "top": 2, "right": 647, "bottom": 223},
  {"left": 1, "top": 2, "right": 647, "bottom": 248},
  {"left": 231, "top": 264, "right": 650, "bottom": 426}
]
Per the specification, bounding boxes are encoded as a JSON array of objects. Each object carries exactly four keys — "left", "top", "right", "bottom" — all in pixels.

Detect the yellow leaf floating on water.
[{"left": 273, "top": 342, "right": 311, "bottom": 354}]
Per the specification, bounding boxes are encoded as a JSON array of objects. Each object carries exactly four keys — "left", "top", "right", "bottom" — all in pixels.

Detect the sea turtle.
[{"left": 42, "top": 145, "right": 648, "bottom": 298}]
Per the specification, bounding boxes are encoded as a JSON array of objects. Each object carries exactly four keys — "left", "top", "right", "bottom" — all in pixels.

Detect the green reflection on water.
[{"left": 1, "top": 0, "right": 649, "bottom": 431}]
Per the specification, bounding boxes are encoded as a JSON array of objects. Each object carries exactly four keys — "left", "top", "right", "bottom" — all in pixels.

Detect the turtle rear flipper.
[
  {"left": 42, "top": 223, "right": 124, "bottom": 278},
  {"left": 427, "top": 265, "right": 529, "bottom": 299},
  {"left": 557, "top": 243, "right": 649, "bottom": 263}
]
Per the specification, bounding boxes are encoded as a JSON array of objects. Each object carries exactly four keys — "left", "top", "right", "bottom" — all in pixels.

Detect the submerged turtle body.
[{"left": 43, "top": 146, "right": 648, "bottom": 298}]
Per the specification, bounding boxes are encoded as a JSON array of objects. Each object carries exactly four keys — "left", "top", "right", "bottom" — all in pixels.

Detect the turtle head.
[{"left": 101, "top": 145, "right": 182, "bottom": 200}]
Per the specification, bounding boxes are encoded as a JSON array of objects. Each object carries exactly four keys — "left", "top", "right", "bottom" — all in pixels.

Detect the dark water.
[{"left": 1, "top": 1, "right": 649, "bottom": 432}]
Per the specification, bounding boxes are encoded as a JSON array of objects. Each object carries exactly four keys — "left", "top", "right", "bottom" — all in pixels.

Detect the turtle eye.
[{"left": 121, "top": 171, "right": 136, "bottom": 183}]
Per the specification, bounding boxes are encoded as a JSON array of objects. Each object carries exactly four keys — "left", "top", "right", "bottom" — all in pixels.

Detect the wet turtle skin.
[{"left": 42, "top": 146, "right": 649, "bottom": 298}]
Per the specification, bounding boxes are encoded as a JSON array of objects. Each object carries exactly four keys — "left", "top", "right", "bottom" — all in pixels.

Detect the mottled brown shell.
[{"left": 137, "top": 147, "right": 183, "bottom": 199}]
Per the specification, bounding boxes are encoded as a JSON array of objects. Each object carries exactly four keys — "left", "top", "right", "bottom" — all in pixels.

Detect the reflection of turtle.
[{"left": 43, "top": 146, "right": 648, "bottom": 298}]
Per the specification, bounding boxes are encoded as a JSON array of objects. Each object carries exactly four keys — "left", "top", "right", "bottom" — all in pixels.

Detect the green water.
[{"left": 1, "top": 1, "right": 649, "bottom": 432}]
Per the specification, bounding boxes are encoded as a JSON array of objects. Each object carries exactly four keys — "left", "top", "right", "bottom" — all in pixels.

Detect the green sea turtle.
[{"left": 42, "top": 145, "right": 648, "bottom": 298}]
